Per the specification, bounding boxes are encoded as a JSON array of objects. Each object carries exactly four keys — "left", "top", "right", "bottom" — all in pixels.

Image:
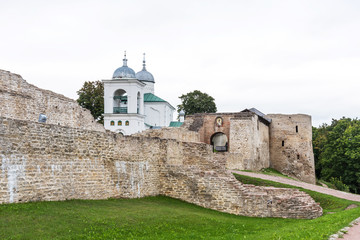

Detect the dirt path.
[
  {"left": 231, "top": 170, "right": 360, "bottom": 240},
  {"left": 231, "top": 170, "right": 360, "bottom": 202},
  {"left": 340, "top": 219, "right": 360, "bottom": 240}
]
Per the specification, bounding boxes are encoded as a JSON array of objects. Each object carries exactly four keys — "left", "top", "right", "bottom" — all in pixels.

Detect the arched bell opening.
[
  {"left": 113, "top": 89, "right": 128, "bottom": 114},
  {"left": 137, "top": 91, "right": 141, "bottom": 114}
]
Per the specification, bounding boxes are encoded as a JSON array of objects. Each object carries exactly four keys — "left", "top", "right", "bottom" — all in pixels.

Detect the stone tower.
[{"left": 267, "top": 114, "right": 316, "bottom": 184}]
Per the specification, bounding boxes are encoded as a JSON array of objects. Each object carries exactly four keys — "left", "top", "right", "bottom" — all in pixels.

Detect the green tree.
[
  {"left": 314, "top": 117, "right": 360, "bottom": 193},
  {"left": 76, "top": 80, "right": 104, "bottom": 123},
  {"left": 312, "top": 124, "right": 330, "bottom": 178},
  {"left": 177, "top": 90, "right": 217, "bottom": 116}
]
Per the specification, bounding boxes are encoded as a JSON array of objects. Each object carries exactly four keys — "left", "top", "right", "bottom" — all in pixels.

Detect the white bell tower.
[{"left": 103, "top": 52, "right": 145, "bottom": 135}]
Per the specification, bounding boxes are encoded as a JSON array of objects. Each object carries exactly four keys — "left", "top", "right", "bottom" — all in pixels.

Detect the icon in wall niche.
[{"left": 215, "top": 117, "right": 223, "bottom": 127}]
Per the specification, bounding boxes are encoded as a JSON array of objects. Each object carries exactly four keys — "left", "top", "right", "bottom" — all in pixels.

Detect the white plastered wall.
[{"left": 144, "top": 102, "right": 174, "bottom": 127}]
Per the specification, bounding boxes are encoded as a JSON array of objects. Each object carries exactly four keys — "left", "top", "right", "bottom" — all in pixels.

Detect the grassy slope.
[
  {"left": 0, "top": 175, "right": 359, "bottom": 240},
  {"left": 0, "top": 196, "right": 359, "bottom": 240}
]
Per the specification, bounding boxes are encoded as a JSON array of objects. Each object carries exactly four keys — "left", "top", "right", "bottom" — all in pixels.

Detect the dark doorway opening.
[{"left": 210, "top": 132, "right": 228, "bottom": 152}]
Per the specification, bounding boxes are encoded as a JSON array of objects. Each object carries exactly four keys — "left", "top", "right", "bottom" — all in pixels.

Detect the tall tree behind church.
[
  {"left": 177, "top": 90, "right": 217, "bottom": 116},
  {"left": 77, "top": 80, "right": 104, "bottom": 123}
]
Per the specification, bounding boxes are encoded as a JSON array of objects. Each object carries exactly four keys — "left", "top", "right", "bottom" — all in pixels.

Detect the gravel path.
[
  {"left": 231, "top": 170, "right": 360, "bottom": 202},
  {"left": 231, "top": 170, "right": 360, "bottom": 239}
]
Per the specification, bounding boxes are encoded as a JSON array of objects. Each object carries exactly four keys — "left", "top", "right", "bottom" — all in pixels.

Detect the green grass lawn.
[{"left": 0, "top": 177, "right": 359, "bottom": 239}]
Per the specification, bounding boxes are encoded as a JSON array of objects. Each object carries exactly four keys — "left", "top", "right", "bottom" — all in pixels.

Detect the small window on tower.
[
  {"left": 282, "top": 141, "right": 285, "bottom": 147},
  {"left": 296, "top": 125, "right": 298, "bottom": 133},
  {"left": 125, "top": 121, "right": 129, "bottom": 126},
  {"left": 118, "top": 121, "right": 122, "bottom": 126},
  {"left": 110, "top": 121, "right": 115, "bottom": 126},
  {"left": 297, "top": 154, "right": 300, "bottom": 159}
]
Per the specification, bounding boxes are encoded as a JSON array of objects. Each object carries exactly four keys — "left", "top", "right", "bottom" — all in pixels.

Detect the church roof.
[
  {"left": 169, "top": 121, "right": 183, "bottom": 127},
  {"left": 113, "top": 52, "right": 136, "bottom": 79},
  {"left": 135, "top": 53, "right": 155, "bottom": 83},
  {"left": 144, "top": 93, "right": 166, "bottom": 102},
  {"left": 136, "top": 70, "right": 154, "bottom": 82},
  {"left": 144, "top": 93, "right": 175, "bottom": 110},
  {"left": 241, "top": 108, "right": 272, "bottom": 124}
]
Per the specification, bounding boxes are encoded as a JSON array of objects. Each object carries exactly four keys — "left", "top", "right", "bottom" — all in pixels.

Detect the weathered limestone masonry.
[
  {"left": 0, "top": 117, "right": 161, "bottom": 203},
  {"left": 266, "top": 114, "right": 316, "bottom": 184},
  {"left": 227, "top": 114, "right": 270, "bottom": 170},
  {"left": 158, "top": 141, "right": 322, "bottom": 219},
  {"left": 0, "top": 117, "right": 322, "bottom": 218},
  {"left": 182, "top": 113, "right": 233, "bottom": 145},
  {"left": 0, "top": 69, "right": 104, "bottom": 132},
  {"left": 183, "top": 112, "right": 271, "bottom": 170},
  {"left": 133, "top": 127, "right": 200, "bottom": 143},
  {"left": 182, "top": 111, "right": 316, "bottom": 184}
]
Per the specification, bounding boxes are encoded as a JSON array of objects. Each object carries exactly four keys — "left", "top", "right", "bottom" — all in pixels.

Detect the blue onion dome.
[
  {"left": 135, "top": 53, "right": 155, "bottom": 83},
  {"left": 113, "top": 52, "right": 136, "bottom": 79}
]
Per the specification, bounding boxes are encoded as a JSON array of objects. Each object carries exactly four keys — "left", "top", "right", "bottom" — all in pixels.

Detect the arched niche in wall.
[
  {"left": 215, "top": 117, "right": 224, "bottom": 128},
  {"left": 210, "top": 132, "right": 228, "bottom": 152},
  {"left": 116, "top": 129, "right": 125, "bottom": 136}
]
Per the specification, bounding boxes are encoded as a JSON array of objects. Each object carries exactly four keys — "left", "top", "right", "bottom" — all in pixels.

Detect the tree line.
[{"left": 313, "top": 117, "right": 360, "bottom": 193}]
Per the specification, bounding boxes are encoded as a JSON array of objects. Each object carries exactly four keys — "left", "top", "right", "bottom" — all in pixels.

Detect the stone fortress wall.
[
  {"left": 183, "top": 112, "right": 271, "bottom": 171},
  {"left": 0, "top": 70, "right": 322, "bottom": 219},
  {"left": 227, "top": 114, "right": 270, "bottom": 170},
  {"left": 0, "top": 117, "right": 161, "bottom": 203},
  {"left": 132, "top": 127, "right": 200, "bottom": 143},
  {"left": 0, "top": 116, "right": 322, "bottom": 219},
  {"left": 183, "top": 111, "right": 315, "bottom": 184},
  {"left": 0, "top": 69, "right": 104, "bottom": 132},
  {"left": 266, "top": 114, "right": 316, "bottom": 184},
  {"left": 181, "top": 113, "right": 232, "bottom": 145}
]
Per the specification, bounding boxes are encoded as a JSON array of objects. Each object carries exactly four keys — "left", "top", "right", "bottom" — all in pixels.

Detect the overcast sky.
[{"left": 1, "top": 0, "right": 360, "bottom": 127}]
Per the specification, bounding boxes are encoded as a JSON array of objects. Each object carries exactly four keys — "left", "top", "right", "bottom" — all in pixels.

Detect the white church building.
[{"left": 103, "top": 53, "right": 175, "bottom": 135}]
